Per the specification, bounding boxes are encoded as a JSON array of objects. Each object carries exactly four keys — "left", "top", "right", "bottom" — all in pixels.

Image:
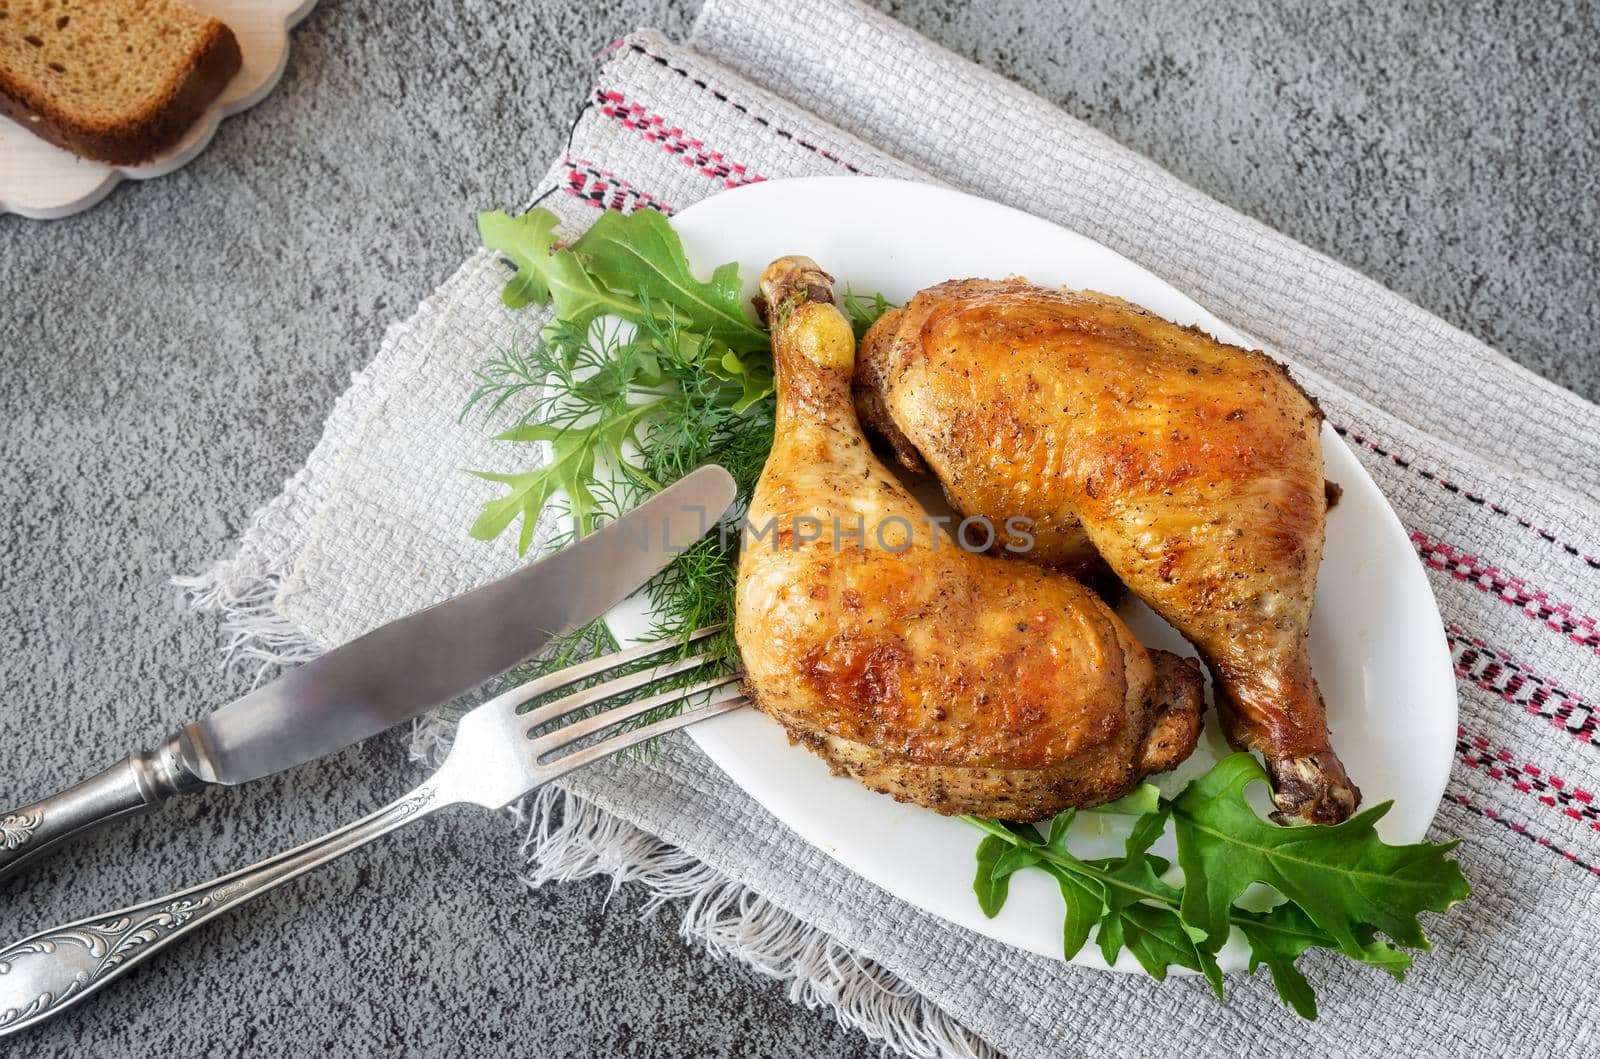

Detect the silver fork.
[{"left": 0, "top": 628, "right": 746, "bottom": 1037}]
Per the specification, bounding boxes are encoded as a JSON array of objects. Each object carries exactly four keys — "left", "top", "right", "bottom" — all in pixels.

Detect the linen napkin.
[{"left": 186, "top": 1, "right": 1600, "bottom": 1055}]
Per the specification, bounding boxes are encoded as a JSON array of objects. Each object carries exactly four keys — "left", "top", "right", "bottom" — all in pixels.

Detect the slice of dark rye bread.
[{"left": 0, "top": 0, "right": 240, "bottom": 165}]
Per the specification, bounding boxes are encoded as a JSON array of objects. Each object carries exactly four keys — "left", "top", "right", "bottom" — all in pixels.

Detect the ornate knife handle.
[
  {"left": 0, "top": 734, "right": 208, "bottom": 884},
  {"left": 0, "top": 784, "right": 444, "bottom": 1037}
]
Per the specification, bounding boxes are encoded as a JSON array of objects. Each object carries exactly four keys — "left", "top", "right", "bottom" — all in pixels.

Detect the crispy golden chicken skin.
[
  {"left": 855, "top": 279, "right": 1358, "bottom": 824},
  {"left": 734, "top": 259, "right": 1204, "bottom": 822}
]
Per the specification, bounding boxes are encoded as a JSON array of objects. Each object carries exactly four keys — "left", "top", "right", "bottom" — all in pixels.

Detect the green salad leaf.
[
  {"left": 973, "top": 834, "right": 1021, "bottom": 917},
  {"left": 1091, "top": 808, "right": 1223, "bottom": 993},
  {"left": 467, "top": 404, "right": 659, "bottom": 545},
  {"left": 478, "top": 207, "right": 769, "bottom": 353},
  {"left": 467, "top": 426, "right": 589, "bottom": 553},
  {"left": 1091, "top": 782, "right": 1162, "bottom": 817},
  {"left": 1038, "top": 811, "right": 1105, "bottom": 959},
  {"left": 962, "top": 753, "right": 1468, "bottom": 1020},
  {"left": 477, "top": 210, "right": 637, "bottom": 328},
  {"left": 572, "top": 209, "right": 769, "bottom": 351},
  {"left": 1171, "top": 754, "right": 1471, "bottom": 956},
  {"left": 468, "top": 206, "right": 780, "bottom": 552},
  {"left": 1054, "top": 866, "right": 1104, "bottom": 961}
]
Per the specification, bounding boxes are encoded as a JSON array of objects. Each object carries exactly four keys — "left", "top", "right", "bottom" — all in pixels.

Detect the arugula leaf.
[
  {"left": 477, "top": 208, "right": 559, "bottom": 309},
  {"left": 469, "top": 401, "right": 662, "bottom": 548},
  {"left": 1053, "top": 869, "right": 1104, "bottom": 960},
  {"left": 1092, "top": 783, "right": 1163, "bottom": 817},
  {"left": 467, "top": 427, "right": 595, "bottom": 552},
  {"left": 1231, "top": 900, "right": 1404, "bottom": 1019},
  {"left": 973, "top": 835, "right": 1014, "bottom": 917},
  {"left": 1170, "top": 753, "right": 1471, "bottom": 956},
  {"left": 994, "top": 843, "right": 1044, "bottom": 880},
  {"left": 976, "top": 821, "right": 1070, "bottom": 918},
  {"left": 467, "top": 468, "right": 557, "bottom": 554},
  {"left": 962, "top": 753, "right": 1467, "bottom": 1020},
  {"left": 1040, "top": 808, "right": 1072, "bottom": 851},
  {"left": 968, "top": 811, "right": 1221, "bottom": 990},
  {"left": 1235, "top": 905, "right": 1320, "bottom": 1019},
  {"left": 1119, "top": 902, "right": 1224, "bottom": 992},
  {"left": 1086, "top": 808, "right": 1224, "bottom": 995},
  {"left": 1032, "top": 809, "right": 1099, "bottom": 956},
  {"left": 708, "top": 347, "right": 774, "bottom": 413},
  {"left": 573, "top": 209, "right": 768, "bottom": 352},
  {"left": 477, "top": 210, "right": 641, "bottom": 331}
]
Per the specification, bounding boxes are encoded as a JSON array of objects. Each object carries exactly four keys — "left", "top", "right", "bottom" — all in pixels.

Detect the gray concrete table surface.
[{"left": 1, "top": 1, "right": 1595, "bottom": 1055}]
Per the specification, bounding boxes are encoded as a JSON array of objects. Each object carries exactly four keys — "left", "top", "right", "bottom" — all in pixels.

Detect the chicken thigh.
[
  {"left": 735, "top": 258, "right": 1204, "bottom": 822},
  {"left": 855, "top": 280, "right": 1357, "bottom": 823}
]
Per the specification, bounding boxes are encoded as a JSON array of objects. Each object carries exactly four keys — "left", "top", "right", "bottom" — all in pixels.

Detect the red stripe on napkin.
[
  {"left": 596, "top": 88, "right": 766, "bottom": 189},
  {"left": 1416, "top": 534, "right": 1600, "bottom": 654},
  {"left": 1449, "top": 626, "right": 1598, "bottom": 748},
  {"left": 1456, "top": 727, "right": 1600, "bottom": 830},
  {"left": 563, "top": 158, "right": 675, "bottom": 215}
]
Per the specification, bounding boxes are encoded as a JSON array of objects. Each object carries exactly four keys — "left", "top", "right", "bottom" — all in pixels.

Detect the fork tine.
[
  {"left": 477, "top": 625, "right": 722, "bottom": 720},
  {"left": 520, "top": 647, "right": 729, "bottom": 731},
  {"left": 537, "top": 696, "right": 750, "bottom": 780},
  {"left": 530, "top": 671, "right": 745, "bottom": 759}
]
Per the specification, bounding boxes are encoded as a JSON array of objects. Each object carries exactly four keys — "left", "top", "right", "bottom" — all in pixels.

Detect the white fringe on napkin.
[
  {"left": 175, "top": 549, "right": 322, "bottom": 682},
  {"left": 422, "top": 724, "right": 997, "bottom": 1059}
]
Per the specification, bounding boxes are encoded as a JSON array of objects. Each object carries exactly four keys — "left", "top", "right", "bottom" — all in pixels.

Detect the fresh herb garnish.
[
  {"left": 468, "top": 207, "right": 893, "bottom": 654},
  {"left": 463, "top": 305, "right": 768, "bottom": 549},
  {"left": 964, "top": 753, "right": 1469, "bottom": 1019},
  {"left": 468, "top": 205, "right": 838, "bottom": 681},
  {"left": 469, "top": 208, "right": 776, "bottom": 546},
  {"left": 842, "top": 286, "right": 895, "bottom": 340}
]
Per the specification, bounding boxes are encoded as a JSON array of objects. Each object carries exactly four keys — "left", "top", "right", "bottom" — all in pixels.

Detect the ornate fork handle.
[
  {"left": 0, "top": 784, "right": 448, "bottom": 1036},
  {"left": 0, "top": 734, "right": 208, "bottom": 884}
]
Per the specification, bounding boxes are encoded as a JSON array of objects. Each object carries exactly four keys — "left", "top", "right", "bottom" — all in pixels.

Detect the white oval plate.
[
  {"left": 0, "top": 0, "right": 318, "bottom": 219},
  {"left": 607, "top": 176, "right": 1457, "bottom": 973}
]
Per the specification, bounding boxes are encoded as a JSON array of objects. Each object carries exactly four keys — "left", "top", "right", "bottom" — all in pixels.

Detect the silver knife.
[{"left": 0, "top": 464, "right": 736, "bottom": 882}]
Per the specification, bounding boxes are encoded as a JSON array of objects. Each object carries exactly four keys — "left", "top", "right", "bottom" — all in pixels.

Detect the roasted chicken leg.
[
  {"left": 735, "top": 259, "right": 1204, "bottom": 822},
  {"left": 855, "top": 280, "right": 1358, "bottom": 824}
]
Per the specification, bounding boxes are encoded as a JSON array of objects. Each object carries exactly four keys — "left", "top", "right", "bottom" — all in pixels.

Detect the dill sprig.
[
  {"left": 464, "top": 297, "right": 776, "bottom": 715},
  {"left": 842, "top": 286, "right": 895, "bottom": 340},
  {"left": 465, "top": 204, "right": 894, "bottom": 730}
]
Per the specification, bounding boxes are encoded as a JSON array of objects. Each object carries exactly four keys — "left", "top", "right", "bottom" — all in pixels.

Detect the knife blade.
[
  {"left": 185, "top": 463, "right": 736, "bottom": 784},
  {"left": 0, "top": 464, "right": 736, "bottom": 881}
]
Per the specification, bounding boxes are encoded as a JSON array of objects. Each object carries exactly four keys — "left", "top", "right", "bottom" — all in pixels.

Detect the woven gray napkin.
[{"left": 187, "top": 2, "right": 1600, "bottom": 1055}]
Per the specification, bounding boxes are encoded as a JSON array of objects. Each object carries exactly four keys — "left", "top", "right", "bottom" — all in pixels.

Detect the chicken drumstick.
[
  {"left": 735, "top": 259, "right": 1204, "bottom": 821},
  {"left": 855, "top": 279, "right": 1357, "bottom": 823}
]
